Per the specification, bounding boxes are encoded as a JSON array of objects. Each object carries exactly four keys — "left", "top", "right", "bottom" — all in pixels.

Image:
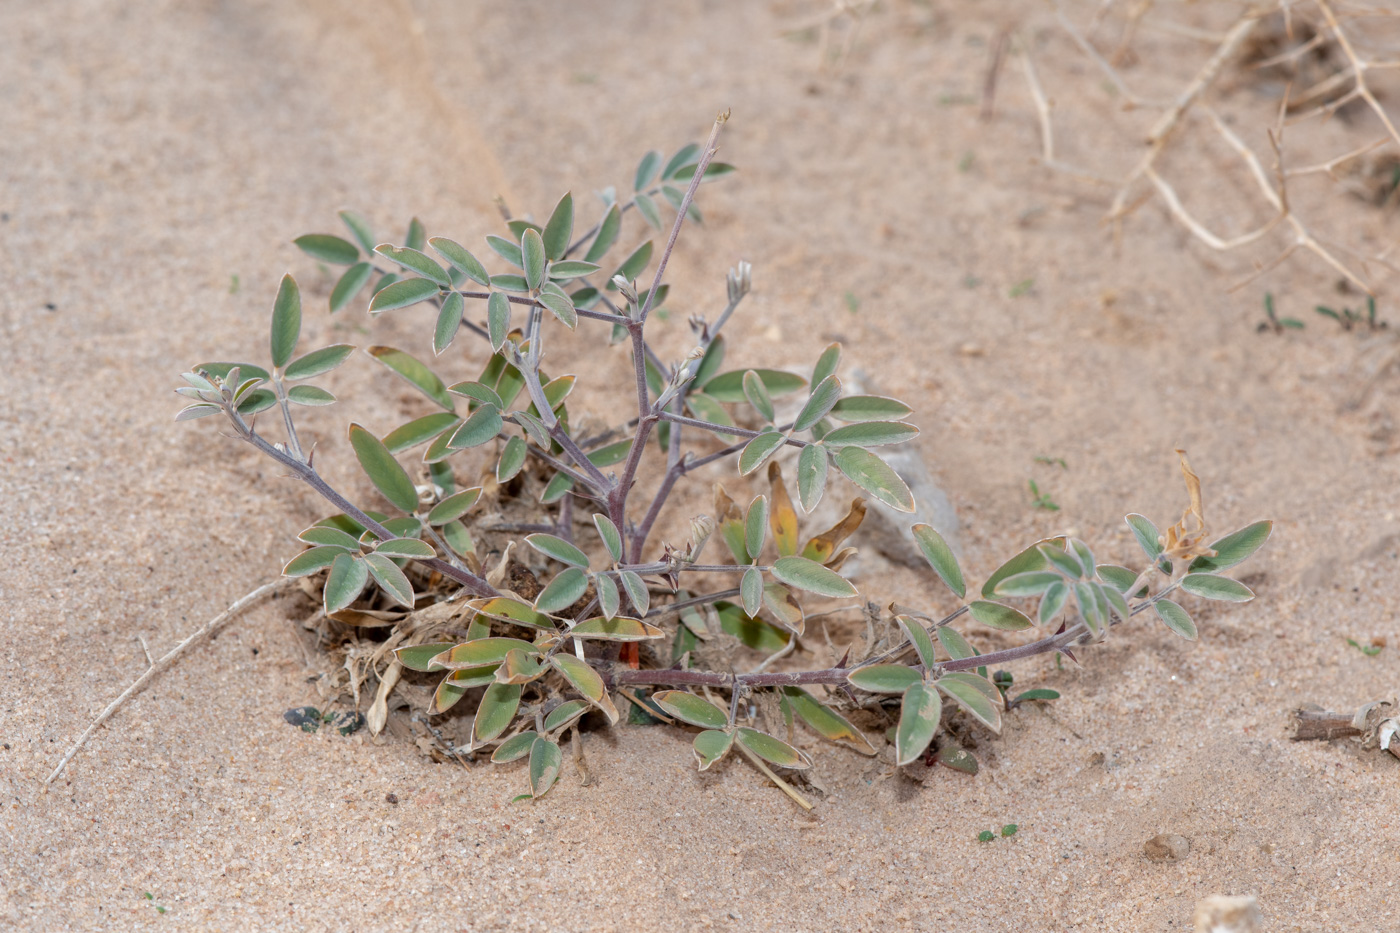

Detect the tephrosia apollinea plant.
[{"left": 176, "top": 114, "right": 1270, "bottom": 804}]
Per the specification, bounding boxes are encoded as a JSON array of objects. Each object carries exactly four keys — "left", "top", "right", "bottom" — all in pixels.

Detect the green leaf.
[
  {"left": 937, "top": 626, "right": 977, "bottom": 660},
  {"left": 912, "top": 524, "right": 965, "bottom": 598},
  {"left": 797, "top": 443, "right": 829, "bottom": 513},
  {"left": 544, "top": 700, "right": 591, "bottom": 733},
  {"left": 287, "top": 385, "right": 335, "bottom": 406},
  {"left": 742, "top": 371, "right": 775, "bottom": 423},
  {"left": 846, "top": 664, "right": 921, "bottom": 694},
  {"left": 741, "top": 566, "right": 763, "bottom": 617},
  {"left": 1154, "top": 597, "right": 1197, "bottom": 639},
  {"left": 607, "top": 240, "right": 653, "bottom": 288},
  {"left": 693, "top": 730, "right": 733, "bottom": 771},
  {"left": 394, "top": 642, "right": 458, "bottom": 672},
  {"left": 896, "top": 615, "right": 938, "bottom": 668},
  {"left": 1180, "top": 573, "right": 1254, "bottom": 602},
  {"left": 285, "top": 344, "right": 355, "bottom": 381},
  {"left": 1190, "top": 521, "right": 1273, "bottom": 573},
  {"left": 828, "top": 395, "right": 912, "bottom": 423},
  {"left": 593, "top": 514, "right": 623, "bottom": 563},
  {"left": 371, "top": 271, "right": 399, "bottom": 295},
  {"left": 938, "top": 745, "right": 979, "bottom": 775},
  {"left": 551, "top": 653, "right": 618, "bottom": 724},
  {"left": 661, "top": 142, "right": 702, "bottom": 180},
  {"left": 821, "top": 421, "right": 919, "bottom": 448},
  {"left": 1075, "top": 582, "right": 1103, "bottom": 634},
  {"left": 735, "top": 728, "right": 811, "bottom": 770},
  {"left": 833, "top": 447, "right": 915, "bottom": 512},
  {"left": 492, "top": 274, "right": 530, "bottom": 293},
  {"left": 968, "top": 600, "right": 1034, "bottom": 631},
  {"left": 441, "top": 520, "right": 474, "bottom": 557},
  {"left": 324, "top": 553, "right": 368, "bottom": 614},
  {"left": 449, "top": 380, "right": 504, "bottom": 411},
  {"left": 620, "top": 570, "right": 650, "bottom": 617},
  {"left": 772, "top": 556, "right": 857, "bottom": 598},
  {"left": 295, "top": 233, "right": 360, "bottom": 265},
  {"left": 703, "top": 369, "right": 808, "bottom": 403},
  {"left": 535, "top": 567, "right": 589, "bottom": 613},
  {"left": 811, "top": 343, "right": 841, "bottom": 388},
  {"left": 937, "top": 671, "right": 1002, "bottom": 733},
  {"left": 235, "top": 388, "right": 276, "bottom": 416},
  {"left": 496, "top": 435, "right": 527, "bottom": 483},
  {"left": 744, "top": 495, "right": 769, "bottom": 561},
  {"left": 365, "top": 346, "right": 454, "bottom": 410},
  {"left": 1038, "top": 581, "right": 1069, "bottom": 625},
  {"left": 780, "top": 686, "right": 875, "bottom": 754},
  {"left": 583, "top": 204, "right": 621, "bottom": 264},
  {"left": 465, "top": 597, "right": 554, "bottom": 631},
  {"left": 448, "top": 404, "right": 503, "bottom": 450},
  {"left": 651, "top": 691, "right": 728, "bottom": 729},
  {"left": 895, "top": 683, "right": 942, "bottom": 766},
  {"left": 491, "top": 731, "right": 538, "bottom": 763},
  {"left": 348, "top": 423, "right": 419, "bottom": 513},
  {"left": 474, "top": 682, "right": 522, "bottom": 745},
  {"left": 981, "top": 539, "right": 1060, "bottom": 598},
  {"left": 485, "top": 292, "right": 510, "bottom": 351},
  {"left": 330, "top": 262, "right": 374, "bottom": 313},
  {"left": 428, "top": 237, "right": 491, "bottom": 287},
  {"left": 548, "top": 260, "right": 600, "bottom": 280},
  {"left": 993, "top": 571, "right": 1063, "bottom": 597},
  {"left": 526, "top": 533, "right": 589, "bottom": 568},
  {"left": 793, "top": 376, "right": 842, "bottom": 433},
  {"left": 634, "top": 150, "right": 662, "bottom": 191},
  {"left": 541, "top": 192, "right": 574, "bottom": 261},
  {"left": 486, "top": 234, "right": 523, "bottom": 268},
  {"left": 634, "top": 192, "right": 662, "bottom": 231},
  {"left": 283, "top": 546, "right": 348, "bottom": 577},
  {"left": 715, "top": 602, "right": 790, "bottom": 652},
  {"left": 672, "top": 161, "right": 736, "bottom": 182},
  {"left": 405, "top": 217, "right": 426, "bottom": 251},
  {"left": 521, "top": 228, "right": 546, "bottom": 291},
  {"left": 1101, "top": 581, "right": 1130, "bottom": 621},
  {"left": 1013, "top": 688, "right": 1060, "bottom": 703},
  {"left": 538, "top": 282, "right": 577, "bottom": 328},
  {"left": 269, "top": 274, "right": 301, "bottom": 370},
  {"left": 736, "top": 432, "right": 785, "bottom": 476},
  {"left": 528, "top": 736, "right": 563, "bottom": 798},
  {"left": 432, "top": 291, "right": 464, "bottom": 355},
  {"left": 383, "top": 412, "right": 460, "bottom": 454},
  {"left": 338, "top": 210, "right": 376, "bottom": 255},
  {"left": 1126, "top": 514, "right": 1164, "bottom": 563},
  {"left": 686, "top": 391, "right": 733, "bottom": 428},
  {"left": 570, "top": 616, "right": 664, "bottom": 641},
  {"left": 1096, "top": 564, "right": 1146, "bottom": 597},
  {"left": 1040, "top": 544, "right": 1086, "bottom": 580},
  {"left": 374, "top": 244, "right": 450, "bottom": 286},
  {"left": 496, "top": 648, "right": 545, "bottom": 684},
  {"left": 427, "top": 487, "right": 483, "bottom": 525},
  {"left": 373, "top": 537, "right": 436, "bottom": 558},
  {"left": 368, "top": 277, "right": 441, "bottom": 314},
  {"left": 431, "top": 638, "right": 537, "bottom": 670},
  {"left": 364, "top": 553, "right": 415, "bottom": 608}
]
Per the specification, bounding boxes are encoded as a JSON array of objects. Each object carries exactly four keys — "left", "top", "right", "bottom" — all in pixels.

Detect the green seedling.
[
  {"left": 1258, "top": 292, "right": 1304, "bottom": 333},
  {"left": 1028, "top": 479, "right": 1060, "bottom": 511},
  {"left": 1346, "top": 638, "right": 1382, "bottom": 657}
]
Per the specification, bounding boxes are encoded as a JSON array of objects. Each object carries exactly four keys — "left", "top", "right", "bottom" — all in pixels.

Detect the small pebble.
[
  {"left": 1144, "top": 833, "right": 1190, "bottom": 862},
  {"left": 1194, "top": 894, "right": 1260, "bottom": 932}
]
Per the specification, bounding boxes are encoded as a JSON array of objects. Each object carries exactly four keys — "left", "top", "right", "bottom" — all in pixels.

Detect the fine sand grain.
[{"left": 3, "top": 2, "right": 1398, "bottom": 930}]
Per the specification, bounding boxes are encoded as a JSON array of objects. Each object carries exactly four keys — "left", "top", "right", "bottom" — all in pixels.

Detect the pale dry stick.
[
  {"left": 1105, "top": 13, "right": 1261, "bottom": 223},
  {"left": 1017, "top": 36, "right": 1119, "bottom": 185},
  {"left": 1055, "top": 2, "right": 1159, "bottom": 108},
  {"left": 734, "top": 743, "right": 814, "bottom": 810},
  {"left": 46, "top": 578, "right": 292, "bottom": 784},
  {"left": 1204, "top": 106, "right": 1373, "bottom": 291},
  {"left": 1316, "top": 0, "right": 1400, "bottom": 149},
  {"left": 1287, "top": 135, "right": 1391, "bottom": 179}
]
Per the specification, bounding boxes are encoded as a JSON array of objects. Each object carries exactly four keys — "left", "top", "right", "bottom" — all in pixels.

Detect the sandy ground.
[{"left": 3, "top": 1, "right": 1399, "bottom": 930}]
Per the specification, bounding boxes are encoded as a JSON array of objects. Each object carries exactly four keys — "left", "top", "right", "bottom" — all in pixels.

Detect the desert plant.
[{"left": 173, "top": 114, "right": 1271, "bottom": 805}]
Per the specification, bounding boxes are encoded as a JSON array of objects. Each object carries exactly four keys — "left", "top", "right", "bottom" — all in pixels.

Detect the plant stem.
[{"left": 241, "top": 429, "right": 499, "bottom": 597}]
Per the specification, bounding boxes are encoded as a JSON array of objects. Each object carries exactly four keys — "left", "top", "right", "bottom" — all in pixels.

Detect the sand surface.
[{"left": 3, "top": 1, "right": 1399, "bottom": 930}]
